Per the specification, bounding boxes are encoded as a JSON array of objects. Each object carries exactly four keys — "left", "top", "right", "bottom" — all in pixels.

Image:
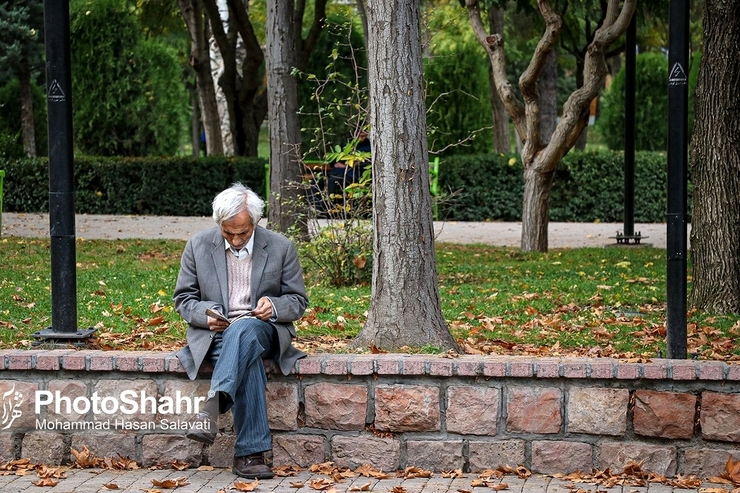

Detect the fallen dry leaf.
[
  {"left": 232, "top": 478, "right": 260, "bottom": 491},
  {"left": 151, "top": 476, "right": 189, "bottom": 488},
  {"left": 102, "top": 483, "right": 120, "bottom": 490},
  {"left": 349, "top": 481, "right": 372, "bottom": 491},
  {"left": 390, "top": 486, "right": 406, "bottom": 493},
  {"left": 31, "top": 477, "right": 59, "bottom": 487}
]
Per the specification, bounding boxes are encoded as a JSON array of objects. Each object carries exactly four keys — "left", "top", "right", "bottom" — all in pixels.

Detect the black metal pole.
[
  {"left": 36, "top": 0, "right": 95, "bottom": 343},
  {"left": 666, "top": 0, "right": 690, "bottom": 359},
  {"left": 624, "top": 14, "right": 636, "bottom": 239}
]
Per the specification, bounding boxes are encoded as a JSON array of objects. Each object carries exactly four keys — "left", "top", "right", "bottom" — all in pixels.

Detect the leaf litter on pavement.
[{"left": 3, "top": 455, "right": 737, "bottom": 490}]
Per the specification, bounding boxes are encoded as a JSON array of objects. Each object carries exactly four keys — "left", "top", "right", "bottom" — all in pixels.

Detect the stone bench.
[{"left": 1, "top": 350, "right": 739, "bottom": 478}]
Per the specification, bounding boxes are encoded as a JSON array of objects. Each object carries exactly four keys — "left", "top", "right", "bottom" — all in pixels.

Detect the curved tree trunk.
[
  {"left": 354, "top": 0, "right": 458, "bottom": 352},
  {"left": 689, "top": 0, "right": 740, "bottom": 313},
  {"left": 266, "top": 0, "right": 304, "bottom": 233},
  {"left": 178, "top": 0, "right": 224, "bottom": 156},
  {"left": 487, "top": 6, "right": 510, "bottom": 153},
  {"left": 521, "top": 165, "right": 555, "bottom": 251}
]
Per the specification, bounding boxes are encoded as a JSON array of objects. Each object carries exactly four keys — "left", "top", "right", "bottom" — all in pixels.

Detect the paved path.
[
  {"left": 0, "top": 466, "right": 724, "bottom": 493},
  {"left": 2, "top": 212, "right": 682, "bottom": 248}
]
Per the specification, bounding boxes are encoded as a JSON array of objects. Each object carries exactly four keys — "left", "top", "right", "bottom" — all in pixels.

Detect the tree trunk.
[
  {"left": 521, "top": 164, "right": 555, "bottom": 251},
  {"left": 487, "top": 6, "right": 509, "bottom": 153},
  {"left": 354, "top": 0, "right": 458, "bottom": 352},
  {"left": 689, "top": 0, "right": 740, "bottom": 313},
  {"left": 266, "top": 0, "right": 304, "bottom": 233},
  {"left": 540, "top": 48, "right": 558, "bottom": 144},
  {"left": 178, "top": 0, "right": 224, "bottom": 156},
  {"left": 18, "top": 64, "right": 36, "bottom": 158}
]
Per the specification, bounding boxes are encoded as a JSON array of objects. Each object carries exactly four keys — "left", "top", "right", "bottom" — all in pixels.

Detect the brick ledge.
[{"left": 0, "top": 349, "right": 736, "bottom": 380}]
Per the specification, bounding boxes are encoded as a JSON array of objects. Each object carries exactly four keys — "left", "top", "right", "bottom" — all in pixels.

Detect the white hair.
[{"left": 212, "top": 183, "right": 264, "bottom": 226}]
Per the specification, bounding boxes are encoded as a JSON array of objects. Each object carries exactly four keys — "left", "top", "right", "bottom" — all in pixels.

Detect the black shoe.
[
  {"left": 232, "top": 453, "right": 274, "bottom": 479},
  {"left": 185, "top": 411, "right": 217, "bottom": 445}
]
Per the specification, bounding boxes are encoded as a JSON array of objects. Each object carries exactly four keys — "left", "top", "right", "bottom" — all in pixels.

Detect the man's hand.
[
  {"left": 252, "top": 297, "right": 274, "bottom": 321},
  {"left": 207, "top": 316, "right": 229, "bottom": 332}
]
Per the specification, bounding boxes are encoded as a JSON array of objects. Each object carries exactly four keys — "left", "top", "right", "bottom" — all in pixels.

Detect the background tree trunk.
[
  {"left": 354, "top": 0, "right": 458, "bottom": 352},
  {"left": 487, "top": 6, "right": 510, "bottom": 153},
  {"left": 178, "top": 0, "right": 224, "bottom": 156},
  {"left": 18, "top": 64, "right": 36, "bottom": 158},
  {"left": 540, "top": 49, "right": 558, "bottom": 144},
  {"left": 689, "top": 0, "right": 740, "bottom": 313},
  {"left": 266, "top": 0, "right": 304, "bottom": 233}
]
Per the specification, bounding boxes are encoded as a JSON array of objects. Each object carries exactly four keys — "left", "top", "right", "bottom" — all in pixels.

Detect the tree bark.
[
  {"left": 178, "top": 0, "right": 224, "bottom": 156},
  {"left": 540, "top": 48, "right": 558, "bottom": 144},
  {"left": 266, "top": 0, "right": 304, "bottom": 233},
  {"left": 689, "top": 0, "right": 740, "bottom": 313},
  {"left": 18, "top": 64, "right": 36, "bottom": 158},
  {"left": 487, "top": 6, "right": 510, "bottom": 153},
  {"left": 468, "top": 0, "right": 635, "bottom": 252},
  {"left": 354, "top": 0, "right": 458, "bottom": 352}
]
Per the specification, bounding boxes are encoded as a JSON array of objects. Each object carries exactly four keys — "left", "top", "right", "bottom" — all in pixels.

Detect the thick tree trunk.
[
  {"left": 178, "top": 0, "right": 224, "bottom": 156},
  {"left": 487, "top": 6, "right": 510, "bottom": 153},
  {"left": 266, "top": 0, "right": 304, "bottom": 233},
  {"left": 18, "top": 64, "right": 36, "bottom": 158},
  {"left": 521, "top": 165, "right": 555, "bottom": 251},
  {"left": 689, "top": 0, "right": 740, "bottom": 313},
  {"left": 354, "top": 0, "right": 458, "bottom": 352}
]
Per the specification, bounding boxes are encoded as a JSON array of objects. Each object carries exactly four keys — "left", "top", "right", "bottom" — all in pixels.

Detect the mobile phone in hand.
[{"left": 205, "top": 308, "right": 230, "bottom": 323}]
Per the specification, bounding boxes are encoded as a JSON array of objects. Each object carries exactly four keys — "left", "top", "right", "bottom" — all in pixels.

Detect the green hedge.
[
  {"left": 1, "top": 156, "right": 267, "bottom": 216},
  {"left": 1, "top": 151, "right": 687, "bottom": 223},
  {"left": 437, "top": 150, "right": 689, "bottom": 223}
]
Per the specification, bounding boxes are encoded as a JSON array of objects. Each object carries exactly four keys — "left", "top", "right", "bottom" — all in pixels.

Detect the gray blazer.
[{"left": 173, "top": 225, "right": 308, "bottom": 379}]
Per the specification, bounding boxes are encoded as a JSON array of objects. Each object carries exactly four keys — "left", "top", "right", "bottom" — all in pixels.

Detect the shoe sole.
[
  {"left": 185, "top": 430, "right": 216, "bottom": 445},
  {"left": 231, "top": 467, "right": 274, "bottom": 480}
]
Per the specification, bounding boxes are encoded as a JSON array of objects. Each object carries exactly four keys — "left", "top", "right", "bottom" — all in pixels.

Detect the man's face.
[{"left": 220, "top": 209, "right": 254, "bottom": 250}]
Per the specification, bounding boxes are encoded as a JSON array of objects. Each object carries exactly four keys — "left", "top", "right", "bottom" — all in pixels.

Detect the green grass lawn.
[{"left": 1, "top": 236, "right": 738, "bottom": 360}]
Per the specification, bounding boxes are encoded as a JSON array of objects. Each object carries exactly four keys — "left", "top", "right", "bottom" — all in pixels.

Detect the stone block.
[
  {"left": 207, "top": 434, "right": 236, "bottom": 468},
  {"left": 701, "top": 392, "right": 740, "bottom": 442},
  {"left": 446, "top": 386, "right": 499, "bottom": 435},
  {"left": 21, "top": 432, "right": 66, "bottom": 465},
  {"left": 0, "top": 433, "right": 15, "bottom": 461},
  {"left": 506, "top": 387, "right": 561, "bottom": 434},
  {"left": 468, "top": 440, "right": 525, "bottom": 472},
  {"left": 683, "top": 448, "right": 740, "bottom": 478},
  {"left": 406, "top": 440, "right": 463, "bottom": 471},
  {"left": 305, "top": 382, "right": 367, "bottom": 431},
  {"left": 161, "top": 380, "right": 210, "bottom": 416},
  {"left": 70, "top": 432, "right": 137, "bottom": 461},
  {"left": 273, "top": 434, "right": 326, "bottom": 467},
  {"left": 567, "top": 387, "right": 628, "bottom": 436},
  {"left": 0, "top": 380, "right": 39, "bottom": 430},
  {"left": 633, "top": 390, "right": 696, "bottom": 439},
  {"left": 267, "top": 381, "right": 299, "bottom": 431},
  {"left": 531, "top": 440, "right": 592, "bottom": 474},
  {"left": 375, "top": 385, "right": 440, "bottom": 432},
  {"left": 90, "top": 379, "right": 159, "bottom": 425},
  {"left": 46, "top": 380, "right": 87, "bottom": 423},
  {"left": 141, "top": 434, "right": 203, "bottom": 467},
  {"left": 331, "top": 435, "right": 400, "bottom": 471},
  {"left": 599, "top": 442, "right": 676, "bottom": 477}
]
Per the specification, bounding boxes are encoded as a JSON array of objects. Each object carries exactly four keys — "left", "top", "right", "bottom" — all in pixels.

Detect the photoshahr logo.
[{"left": 1, "top": 384, "right": 24, "bottom": 430}]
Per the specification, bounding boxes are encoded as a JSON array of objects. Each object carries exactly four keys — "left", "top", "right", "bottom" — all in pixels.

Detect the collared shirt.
[{"left": 224, "top": 233, "right": 255, "bottom": 260}]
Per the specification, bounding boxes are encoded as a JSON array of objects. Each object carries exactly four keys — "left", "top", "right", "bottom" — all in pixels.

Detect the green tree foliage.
[
  {"left": 0, "top": 0, "right": 44, "bottom": 84},
  {"left": 597, "top": 52, "right": 672, "bottom": 152},
  {"left": 297, "top": 15, "right": 368, "bottom": 158},
  {"left": 0, "top": 79, "right": 47, "bottom": 157},
  {"left": 424, "top": 44, "right": 492, "bottom": 156},
  {"left": 70, "top": 0, "right": 188, "bottom": 156}
]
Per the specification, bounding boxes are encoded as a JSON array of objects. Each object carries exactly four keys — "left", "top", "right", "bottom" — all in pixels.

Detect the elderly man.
[{"left": 173, "top": 183, "right": 307, "bottom": 479}]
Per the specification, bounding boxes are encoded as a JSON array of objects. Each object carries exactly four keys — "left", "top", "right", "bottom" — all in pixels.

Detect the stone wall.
[{"left": 1, "top": 349, "right": 739, "bottom": 478}]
